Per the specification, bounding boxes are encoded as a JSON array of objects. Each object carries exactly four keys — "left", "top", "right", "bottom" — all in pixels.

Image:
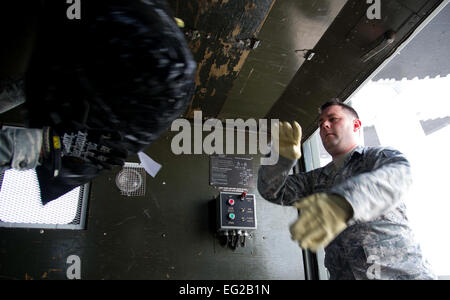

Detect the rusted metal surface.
[
  {"left": 218, "top": 0, "right": 349, "bottom": 120},
  {"left": 168, "top": 0, "right": 276, "bottom": 118}
]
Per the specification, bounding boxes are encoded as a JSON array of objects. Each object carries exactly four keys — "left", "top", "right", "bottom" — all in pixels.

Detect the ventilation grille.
[
  {"left": 116, "top": 163, "right": 146, "bottom": 197},
  {"left": 0, "top": 169, "right": 89, "bottom": 229}
]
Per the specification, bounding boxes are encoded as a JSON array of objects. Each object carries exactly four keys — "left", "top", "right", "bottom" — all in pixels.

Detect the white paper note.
[{"left": 138, "top": 152, "right": 162, "bottom": 178}]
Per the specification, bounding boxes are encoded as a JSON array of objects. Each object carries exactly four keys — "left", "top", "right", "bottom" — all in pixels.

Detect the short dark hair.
[{"left": 319, "top": 99, "right": 359, "bottom": 119}]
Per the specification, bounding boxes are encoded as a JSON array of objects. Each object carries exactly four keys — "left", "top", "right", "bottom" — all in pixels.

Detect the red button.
[{"left": 228, "top": 199, "right": 235, "bottom": 205}]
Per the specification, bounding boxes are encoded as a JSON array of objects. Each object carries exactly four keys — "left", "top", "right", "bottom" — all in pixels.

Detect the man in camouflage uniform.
[{"left": 257, "top": 100, "right": 436, "bottom": 280}]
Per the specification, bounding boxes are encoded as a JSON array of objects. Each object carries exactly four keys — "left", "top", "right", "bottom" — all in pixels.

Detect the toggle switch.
[{"left": 241, "top": 192, "right": 247, "bottom": 200}]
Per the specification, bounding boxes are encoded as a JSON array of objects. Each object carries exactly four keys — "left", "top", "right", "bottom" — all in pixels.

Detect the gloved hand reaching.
[
  {"left": 273, "top": 121, "right": 302, "bottom": 161},
  {"left": 289, "top": 193, "right": 353, "bottom": 252},
  {"left": 40, "top": 126, "right": 128, "bottom": 177},
  {"left": 36, "top": 125, "right": 129, "bottom": 204}
]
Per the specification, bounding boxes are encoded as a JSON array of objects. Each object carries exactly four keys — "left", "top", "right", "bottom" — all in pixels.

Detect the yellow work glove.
[
  {"left": 174, "top": 17, "right": 185, "bottom": 28},
  {"left": 289, "top": 193, "right": 353, "bottom": 252},
  {"left": 273, "top": 121, "right": 302, "bottom": 161}
]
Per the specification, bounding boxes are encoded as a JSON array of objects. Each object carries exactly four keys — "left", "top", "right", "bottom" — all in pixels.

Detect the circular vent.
[{"left": 116, "top": 168, "right": 143, "bottom": 195}]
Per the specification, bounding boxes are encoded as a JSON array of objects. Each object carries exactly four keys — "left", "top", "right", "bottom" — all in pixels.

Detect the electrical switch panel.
[{"left": 217, "top": 191, "right": 257, "bottom": 231}]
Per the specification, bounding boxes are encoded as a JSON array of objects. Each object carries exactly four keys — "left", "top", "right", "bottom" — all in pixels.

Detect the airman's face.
[{"left": 318, "top": 105, "right": 361, "bottom": 157}]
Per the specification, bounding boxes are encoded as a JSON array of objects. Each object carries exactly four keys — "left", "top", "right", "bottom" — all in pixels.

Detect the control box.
[{"left": 217, "top": 192, "right": 257, "bottom": 231}]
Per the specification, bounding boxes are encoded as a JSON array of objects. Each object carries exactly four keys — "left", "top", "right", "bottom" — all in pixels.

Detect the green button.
[{"left": 228, "top": 213, "right": 236, "bottom": 220}]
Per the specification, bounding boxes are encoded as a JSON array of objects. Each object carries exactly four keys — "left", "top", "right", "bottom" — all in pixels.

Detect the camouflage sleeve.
[
  {"left": 0, "top": 127, "right": 43, "bottom": 172},
  {"left": 330, "top": 147, "right": 412, "bottom": 224},
  {"left": 257, "top": 154, "right": 312, "bottom": 206}
]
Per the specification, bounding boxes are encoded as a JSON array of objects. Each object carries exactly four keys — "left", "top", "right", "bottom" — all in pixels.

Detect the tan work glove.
[
  {"left": 289, "top": 193, "right": 353, "bottom": 252},
  {"left": 273, "top": 121, "right": 302, "bottom": 161}
]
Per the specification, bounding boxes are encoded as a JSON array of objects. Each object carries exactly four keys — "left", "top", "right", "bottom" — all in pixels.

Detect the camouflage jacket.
[
  {"left": 0, "top": 127, "right": 42, "bottom": 173},
  {"left": 258, "top": 146, "right": 436, "bottom": 280},
  {"left": 1, "top": 78, "right": 42, "bottom": 173}
]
